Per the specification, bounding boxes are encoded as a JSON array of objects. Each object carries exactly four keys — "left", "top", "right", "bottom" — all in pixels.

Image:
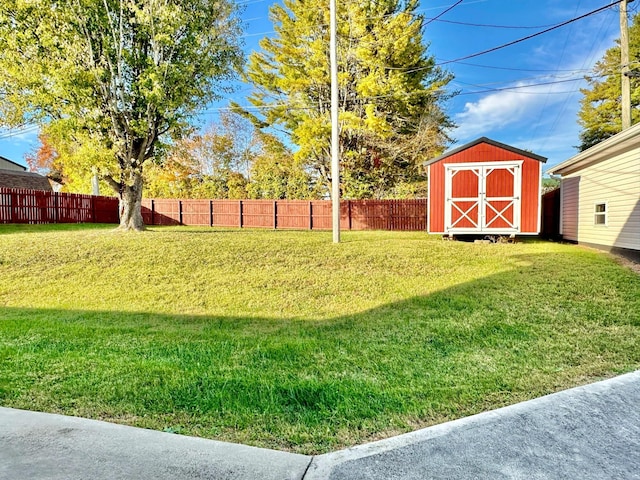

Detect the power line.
[
  {"left": 0, "top": 125, "right": 39, "bottom": 140},
  {"left": 431, "top": 18, "right": 560, "bottom": 29},
  {"left": 454, "top": 61, "right": 593, "bottom": 73},
  {"left": 424, "top": 0, "right": 465, "bottom": 27},
  {"left": 429, "top": 0, "right": 624, "bottom": 69},
  {"left": 454, "top": 77, "right": 598, "bottom": 96}
]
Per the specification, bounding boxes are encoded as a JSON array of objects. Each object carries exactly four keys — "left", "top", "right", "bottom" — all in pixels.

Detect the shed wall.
[
  {"left": 428, "top": 143, "right": 541, "bottom": 234},
  {"left": 561, "top": 148, "right": 639, "bottom": 250}
]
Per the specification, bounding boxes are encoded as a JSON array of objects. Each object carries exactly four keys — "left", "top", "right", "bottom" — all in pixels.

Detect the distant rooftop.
[
  {"left": 0, "top": 156, "right": 27, "bottom": 172},
  {"left": 0, "top": 169, "right": 53, "bottom": 191}
]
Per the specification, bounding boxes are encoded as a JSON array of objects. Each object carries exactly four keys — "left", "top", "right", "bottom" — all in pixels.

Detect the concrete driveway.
[{"left": 2, "top": 371, "right": 639, "bottom": 479}]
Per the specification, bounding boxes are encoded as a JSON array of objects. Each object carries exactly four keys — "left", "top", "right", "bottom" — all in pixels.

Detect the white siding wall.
[
  {"left": 562, "top": 149, "right": 639, "bottom": 250},
  {"left": 560, "top": 176, "right": 580, "bottom": 241}
]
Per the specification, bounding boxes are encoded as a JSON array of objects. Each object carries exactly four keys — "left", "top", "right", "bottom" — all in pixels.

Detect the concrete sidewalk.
[
  {"left": 1, "top": 371, "right": 639, "bottom": 480},
  {"left": 0, "top": 408, "right": 311, "bottom": 480}
]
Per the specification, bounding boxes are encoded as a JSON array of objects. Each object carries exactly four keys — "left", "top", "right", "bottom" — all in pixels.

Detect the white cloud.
[{"left": 453, "top": 78, "right": 577, "bottom": 141}]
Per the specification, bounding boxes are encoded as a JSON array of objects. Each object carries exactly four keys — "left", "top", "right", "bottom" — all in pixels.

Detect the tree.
[
  {"left": 143, "top": 112, "right": 255, "bottom": 199},
  {"left": 247, "top": 134, "right": 321, "bottom": 199},
  {"left": 26, "top": 122, "right": 116, "bottom": 194},
  {"left": 25, "top": 132, "right": 62, "bottom": 181},
  {"left": 578, "top": 12, "right": 640, "bottom": 151},
  {"left": 0, "top": 0, "right": 242, "bottom": 230},
  {"left": 239, "top": 0, "right": 454, "bottom": 198}
]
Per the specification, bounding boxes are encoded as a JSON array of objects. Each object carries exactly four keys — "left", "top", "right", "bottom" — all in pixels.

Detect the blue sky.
[{"left": 0, "top": 0, "right": 634, "bottom": 171}]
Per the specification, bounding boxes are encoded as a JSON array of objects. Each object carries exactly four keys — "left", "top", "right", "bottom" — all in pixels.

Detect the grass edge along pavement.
[{"left": 0, "top": 224, "right": 638, "bottom": 454}]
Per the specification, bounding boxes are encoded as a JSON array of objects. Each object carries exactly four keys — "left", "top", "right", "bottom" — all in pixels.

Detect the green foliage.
[
  {"left": 144, "top": 113, "right": 254, "bottom": 199},
  {"left": 239, "top": 0, "right": 454, "bottom": 198},
  {"left": 541, "top": 177, "right": 560, "bottom": 194},
  {"left": 1, "top": 226, "right": 639, "bottom": 453},
  {"left": 144, "top": 115, "right": 322, "bottom": 200},
  {"left": 0, "top": 0, "right": 242, "bottom": 227},
  {"left": 578, "top": 12, "right": 640, "bottom": 150},
  {"left": 247, "top": 135, "right": 322, "bottom": 199},
  {"left": 40, "top": 121, "right": 116, "bottom": 194}
]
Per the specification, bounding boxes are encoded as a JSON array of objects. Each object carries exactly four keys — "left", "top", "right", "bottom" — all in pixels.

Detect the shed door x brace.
[{"left": 444, "top": 161, "right": 523, "bottom": 234}]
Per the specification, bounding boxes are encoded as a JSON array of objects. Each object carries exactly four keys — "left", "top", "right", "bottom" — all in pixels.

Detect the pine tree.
[
  {"left": 238, "top": 0, "right": 454, "bottom": 198},
  {"left": 578, "top": 12, "right": 640, "bottom": 151}
]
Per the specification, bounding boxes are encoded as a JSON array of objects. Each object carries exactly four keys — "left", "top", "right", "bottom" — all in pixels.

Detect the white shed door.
[{"left": 445, "top": 161, "right": 522, "bottom": 234}]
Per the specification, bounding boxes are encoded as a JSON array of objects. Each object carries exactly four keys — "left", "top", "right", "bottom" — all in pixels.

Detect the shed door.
[{"left": 445, "top": 162, "right": 522, "bottom": 234}]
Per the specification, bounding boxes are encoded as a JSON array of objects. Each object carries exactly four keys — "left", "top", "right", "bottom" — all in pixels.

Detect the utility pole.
[
  {"left": 330, "top": 0, "right": 340, "bottom": 243},
  {"left": 620, "top": 0, "right": 635, "bottom": 129}
]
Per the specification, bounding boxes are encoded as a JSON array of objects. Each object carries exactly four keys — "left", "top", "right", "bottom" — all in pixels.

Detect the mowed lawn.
[{"left": 0, "top": 224, "right": 639, "bottom": 454}]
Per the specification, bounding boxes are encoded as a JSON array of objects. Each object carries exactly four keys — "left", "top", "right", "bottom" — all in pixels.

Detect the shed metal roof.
[{"left": 424, "top": 137, "right": 547, "bottom": 167}]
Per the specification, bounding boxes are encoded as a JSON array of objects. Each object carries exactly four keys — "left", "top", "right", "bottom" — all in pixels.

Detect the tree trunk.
[{"left": 117, "top": 174, "right": 145, "bottom": 231}]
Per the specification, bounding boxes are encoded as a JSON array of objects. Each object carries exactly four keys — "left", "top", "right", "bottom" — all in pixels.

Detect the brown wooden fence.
[
  {"left": 540, "top": 189, "right": 561, "bottom": 239},
  {"left": 142, "top": 198, "right": 428, "bottom": 230},
  {"left": 0, "top": 188, "right": 427, "bottom": 231},
  {"left": 0, "top": 188, "right": 119, "bottom": 224}
]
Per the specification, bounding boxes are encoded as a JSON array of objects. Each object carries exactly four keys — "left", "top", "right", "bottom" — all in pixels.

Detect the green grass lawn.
[{"left": 0, "top": 224, "right": 639, "bottom": 454}]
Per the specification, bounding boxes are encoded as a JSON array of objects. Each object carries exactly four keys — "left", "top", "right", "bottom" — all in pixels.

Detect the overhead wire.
[
  {"left": 423, "top": 0, "right": 465, "bottom": 28},
  {"left": 431, "top": 0, "right": 625, "bottom": 69},
  {"left": 0, "top": 125, "right": 39, "bottom": 140},
  {"left": 527, "top": 0, "right": 584, "bottom": 146}
]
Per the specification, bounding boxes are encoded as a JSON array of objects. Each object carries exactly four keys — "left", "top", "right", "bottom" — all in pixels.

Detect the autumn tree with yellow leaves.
[{"left": 239, "top": 0, "right": 455, "bottom": 199}]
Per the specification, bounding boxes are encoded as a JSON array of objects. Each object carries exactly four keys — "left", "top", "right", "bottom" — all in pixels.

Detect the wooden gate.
[{"left": 444, "top": 161, "right": 522, "bottom": 234}]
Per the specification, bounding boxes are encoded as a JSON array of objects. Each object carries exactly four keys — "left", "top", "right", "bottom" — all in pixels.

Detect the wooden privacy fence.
[
  {"left": 540, "top": 189, "right": 561, "bottom": 239},
  {"left": 141, "top": 198, "right": 428, "bottom": 231},
  {"left": 0, "top": 188, "right": 427, "bottom": 231},
  {"left": 0, "top": 188, "right": 119, "bottom": 224}
]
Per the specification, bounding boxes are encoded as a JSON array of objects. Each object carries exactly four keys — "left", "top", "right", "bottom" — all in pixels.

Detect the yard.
[{"left": 0, "top": 224, "right": 639, "bottom": 454}]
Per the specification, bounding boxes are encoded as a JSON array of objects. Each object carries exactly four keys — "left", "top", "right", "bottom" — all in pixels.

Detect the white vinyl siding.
[
  {"left": 561, "top": 149, "right": 639, "bottom": 250},
  {"left": 560, "top": 176, "right": 580, "bottom": 241}
]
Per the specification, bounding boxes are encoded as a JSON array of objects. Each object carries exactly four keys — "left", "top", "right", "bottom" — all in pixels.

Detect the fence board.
[
  {"left": 276, "top": 201, "right": 312, "bottom": 229},
  {"left": 242, "top": 200, "right": 276, "bottom": 228}
]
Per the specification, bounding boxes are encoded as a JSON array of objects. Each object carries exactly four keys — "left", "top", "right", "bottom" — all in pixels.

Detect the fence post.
[
  {"left": 348, "top": 200, "right": 352, "bottom": 230},
  {"left": 425, "top": 198, "right": 428, "bottom": 232},
  {"left": 239, "top": 200, "right": 243, "bottom": 228},
  {"left": 54, "top": 192, "right": 59, "bottom": 223},
  {"left": 309, "top": 201, "right": 313, "bottom": 230},
  {"left": 273, "top": 200, "right": 277, "bottom": 229},
  {"left": 179, "top": 200, "right": 183, "bottom": 225},
  {"left": 209, "top": 200, "right": 213, "bottom": 227},
  {"left": 91, "top": 195, "right": 96, "bottom": 223},
  {"left": 11, "top": 190, "right": 16, "bottom": 223},
  {"left": 389, "top": 200, "right": 394, "bottom": 231}
]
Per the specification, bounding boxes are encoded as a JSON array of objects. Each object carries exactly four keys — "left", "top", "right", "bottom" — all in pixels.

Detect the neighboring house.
[
  {"left": 0, "top": 169, "right": 53, "bottom": 191},
  {"left": 547, "top": 123, "right": 640, "bottom": 261},
  {"left": 0, "top": 156, "right": 27, "bottom": 172},
  {"left": 424, "top": 137, "right": 546, "bottom": 237}
]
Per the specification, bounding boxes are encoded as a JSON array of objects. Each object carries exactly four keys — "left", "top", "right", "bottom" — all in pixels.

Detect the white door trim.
[{"left": 445, "top": 161, "right": 523, "bottom": 234}]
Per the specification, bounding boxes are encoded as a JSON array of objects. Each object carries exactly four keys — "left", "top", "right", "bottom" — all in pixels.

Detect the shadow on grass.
[{"left": 0, "top": 253, "right": 639, "bottom": 453}]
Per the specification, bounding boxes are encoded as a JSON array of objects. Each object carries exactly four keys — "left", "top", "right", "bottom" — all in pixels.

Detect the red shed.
[{"left": 425, "top": 138, "right": 546, "bottom": 236}]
